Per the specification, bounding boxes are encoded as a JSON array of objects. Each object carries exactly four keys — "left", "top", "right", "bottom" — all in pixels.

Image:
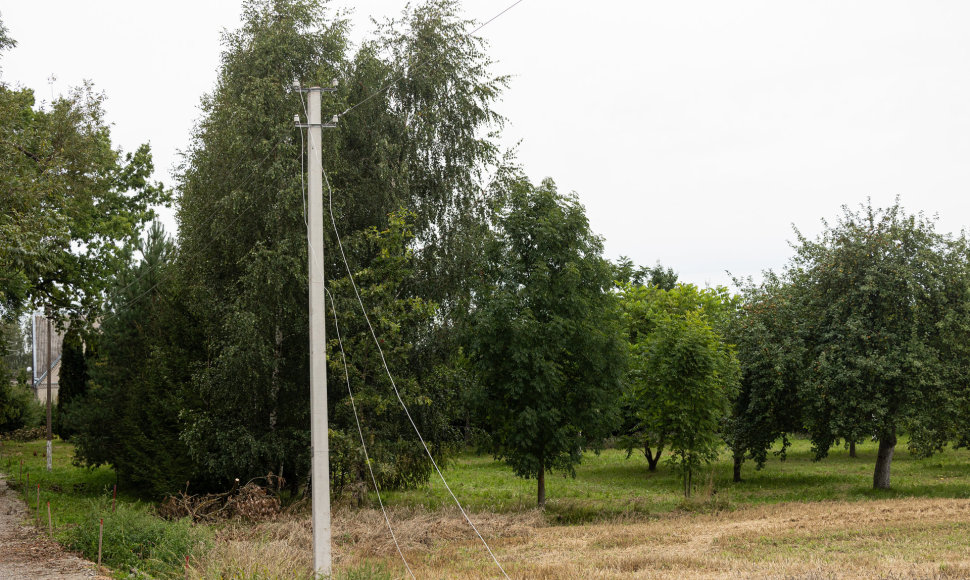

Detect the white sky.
[{"left": 3, "top": 1, "right": 970, "bottom": 288}]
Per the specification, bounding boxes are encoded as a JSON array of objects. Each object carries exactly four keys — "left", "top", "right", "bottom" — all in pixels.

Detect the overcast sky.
[{"left": 3, "top": 1, "right": 970, "bottom": 288}]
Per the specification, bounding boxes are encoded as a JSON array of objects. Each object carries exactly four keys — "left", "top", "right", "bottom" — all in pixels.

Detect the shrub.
[{"left": 0, "top": 379, "right": 44, "bottom": 433}]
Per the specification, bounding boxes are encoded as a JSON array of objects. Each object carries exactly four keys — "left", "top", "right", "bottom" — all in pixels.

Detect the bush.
[
  {"left": 0, "top": 379, "right": 44, "bottom": 433},
  {"left": 64, "top": 497, "right": 210, "bottom": 579}
]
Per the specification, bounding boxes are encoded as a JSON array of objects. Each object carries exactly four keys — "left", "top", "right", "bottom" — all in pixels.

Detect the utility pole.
[
  {"left": 295, "top": 83, "right": 338, "bottom": 578},
  {"left": 45, "top": 314, "right": 52, "bottom": 472}
]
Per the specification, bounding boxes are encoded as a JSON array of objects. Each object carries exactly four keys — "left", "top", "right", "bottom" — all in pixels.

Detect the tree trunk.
[
  {"left": 733, "top": 453, "right": 743, "bottom": 483},
  {"left": 873, "top": 429, "right": 896, "bottom": 490},
  {"left": 537, "top": 457, "right": 546, "bottom": 509},
  {"left": 849, "top": 440, "right": 857, "bottom": 458},
  {"left": 646, "top": 445, "right": 662, "bottom": 471}
]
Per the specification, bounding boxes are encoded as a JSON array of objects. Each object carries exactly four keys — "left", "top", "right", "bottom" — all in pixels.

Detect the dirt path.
[{"left": 0, "top": 475, "right": 105, "bottom": 580}]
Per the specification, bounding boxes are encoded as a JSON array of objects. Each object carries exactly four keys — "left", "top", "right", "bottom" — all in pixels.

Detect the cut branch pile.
[{"left": 159, "top": 475, "right": 283, "bottom": 523}]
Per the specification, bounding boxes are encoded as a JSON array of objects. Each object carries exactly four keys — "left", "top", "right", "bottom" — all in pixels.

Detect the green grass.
[
  {"left": 0, "top": 437, "right": 208, "bottom": 579},
  {"left": 378, "top": 437, "right": 970, "bottom": 522},
  {"left": 3, "top": 435, "right": 970, "bottom": 577}
]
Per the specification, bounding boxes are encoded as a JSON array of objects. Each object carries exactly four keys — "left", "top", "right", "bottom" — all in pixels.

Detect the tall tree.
[
  {"left": 176, "top": 0, "right": 510, "bottom": 490},
  {"left": 469, "top": 176, "right": 626, "bottom": 508},
  {"left": 53, "top": 326, "right": 92, "bottom": 440},
  {"left": 177, "top": 0, "right": 348, "bottom": 488},
  {"left": 70, "top": 222, "right": 201, "bottom": 496},
  {"left": 786, "top": 201, "right": 970, "bottom": 489}
]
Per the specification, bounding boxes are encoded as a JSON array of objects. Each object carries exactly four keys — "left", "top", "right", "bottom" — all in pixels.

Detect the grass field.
[
  {"left": 2, "top": 436, "right": 970, "bottom": 579},
  {"left": 379, "top": 437, "right": 970, "bottom": 522}
]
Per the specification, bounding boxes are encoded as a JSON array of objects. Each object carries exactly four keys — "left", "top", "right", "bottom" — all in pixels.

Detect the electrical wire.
[
  {"left": 322, "top": 165, "right": 510, "bottom": 579},
  {"left": 298, "top": 95, "right": 415, "bottom": 578},
  {"left": 324, "top": 286, "right": 416, "bottom": 580},
  {"left": 337, "top": 0, "right": 527, "bottom": 120}
]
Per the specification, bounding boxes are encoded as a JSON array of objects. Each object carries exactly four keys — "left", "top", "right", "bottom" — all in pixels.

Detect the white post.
[
  {"left": 46, "top": 315, "right": 52, "bottom": 472},
  {"left": 307, "top": 86, "right": 332, "bottom": 578}
]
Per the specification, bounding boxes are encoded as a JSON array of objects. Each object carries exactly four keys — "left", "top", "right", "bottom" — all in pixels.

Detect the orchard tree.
[
  {"left": 725, "top": 274, "right": 804, "bottom": 482},
  {"left": 470, "top": 176, "right": 626, "bottom": 508},
  {"left": 788, "top": 201, "right": 970, "bottom": 490},
  {"left": 619, "top": 283, "right": 738, "bottom": 494}
]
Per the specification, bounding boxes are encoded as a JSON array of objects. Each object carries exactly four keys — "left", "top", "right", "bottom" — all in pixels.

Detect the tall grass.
[{"left": 64, "top": 497, "right": 208, "bottom": 579}]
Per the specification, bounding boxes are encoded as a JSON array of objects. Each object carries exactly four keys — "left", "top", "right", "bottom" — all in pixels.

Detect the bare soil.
[{"left": 0, "top": 475, "right": 106, "bottom": 580}]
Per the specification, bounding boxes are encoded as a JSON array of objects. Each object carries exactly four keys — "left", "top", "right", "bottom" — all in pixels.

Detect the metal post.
[
  {"left": 307, "top": 86, "right": 331, "bottom": 578},
  {"left": 45, "top": 315, "right": 52, "bottom": 472}
]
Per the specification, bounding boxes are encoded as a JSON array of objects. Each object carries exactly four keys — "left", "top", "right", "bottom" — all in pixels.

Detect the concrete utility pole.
[
  {"left": 296, "top": 83, "right": 338, "bottom": 578},
  {"left": 45, "top": 315, "right": 52, "bottom": 472}
]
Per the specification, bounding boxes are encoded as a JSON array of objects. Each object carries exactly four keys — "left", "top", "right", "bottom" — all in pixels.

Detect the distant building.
[{"left": 32, "top": 313, "right": 65, "bottom": 403}]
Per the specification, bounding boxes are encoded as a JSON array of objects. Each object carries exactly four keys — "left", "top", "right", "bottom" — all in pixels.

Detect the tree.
[
  {"left": 724, "top": 274, "right": 804, "bottom": 482},
  {"left": 53, "top": 326, "right": 92, "bottom": 440},
  {"left": 325, "top": 210, "right": 440, "bottom": 491},
  {"left": 176, "top": 0, "right": 349, "bottom": 489},
  {"left": 70, "top": 222, "right": 201, "bottom": 496},
  {"left": 469, "top": 176, "right": 626, "bottom": 508},
  {"left": 0, "top": 79, "right": 168, "bottom": 322},
  {"left": 618, "top": 283, "right": 739, "bottom": 494},
  {"left": 176, "top": 0, "right": 510, "bottom": 491},
  {"left": 614, "top": 257, "right": 678, "bottom": 290},
  {"left": 786, "top": 201, "right": 970, "bottom": 489}
]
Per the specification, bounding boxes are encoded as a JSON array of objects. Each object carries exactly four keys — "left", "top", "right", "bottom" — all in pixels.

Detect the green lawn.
[
  {"left": 378, "top": 437, "right": 970, "bottom": 522},
  {"left": 1, "top": 437, "right": 121, "bottom": 529}
]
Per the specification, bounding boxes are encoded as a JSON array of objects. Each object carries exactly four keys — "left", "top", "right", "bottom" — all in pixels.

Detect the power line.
[
  {"left": 338, "top": 0, "right": 527, "bottom": 120},
  {"left": 324, "top": 286, "right": 416, "bottom": 580},
  {"left": 322, "top": 165, "right": 510, "bottom": 580}
]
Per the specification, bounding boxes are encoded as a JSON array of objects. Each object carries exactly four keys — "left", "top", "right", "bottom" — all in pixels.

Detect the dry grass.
[{"left": 189, "top": 498, "right": 970, "bottom": 579}]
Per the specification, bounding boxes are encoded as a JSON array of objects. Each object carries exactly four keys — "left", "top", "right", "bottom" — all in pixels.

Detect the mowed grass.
[
  {"left": 0, "top": 437, "right": 121, "bottom": 528},
  {"left": 378, "top": 436, "right": 970, "bottom": 522}
]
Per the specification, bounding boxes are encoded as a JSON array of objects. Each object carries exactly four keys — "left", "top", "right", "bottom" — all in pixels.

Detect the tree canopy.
[
  {"left": 469, "top": 176, "right": 626, "bottom": 507},
  {"left": 618, "top": 283, "right": 739, "bottom": 494}
]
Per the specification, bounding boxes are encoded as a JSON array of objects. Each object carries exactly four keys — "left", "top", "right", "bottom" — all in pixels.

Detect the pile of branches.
[
  {"left": 159, "top": 474, "right": 283, "bottom": 523},
  {"left": 0, "top": 427, "right": 47, "bottom": 442}
]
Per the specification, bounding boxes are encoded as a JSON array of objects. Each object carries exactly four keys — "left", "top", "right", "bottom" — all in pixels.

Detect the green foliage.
[
  {"left": 327, "top": 210, "right": 440, "bottom": 491},
  {"left": 0, "top": 316, "right": 41, "bottom": 432},
  {"left": 177, "top": 0, "right": 349, "bottom": 489},
  {"left": 70, "top": 222, "right": 200, "bottom": 497},
  {"left": 469, "top": 176, "right": 626, "bottom": 507},
  {"left": 614, "top": 257, "right": 679, "bottom": 290},
  {"left": 618, "top": 283, "right": 739, "bottom": 495},
  {"left": 176, "top": 0, "right": 509, "bottom": 491},
  {"left": 739, "top": 200, "right": 970, "bottom": 489},
  {"left": 725, "top": 274, "right": 804, "bottom": 474},
  {"left": 0, "top": 378, "right": 43, "bottom": 433},
  {"left": 53, "top": 327, "right": 90, "bottom": 440},
  {"left": 64, "top": 498, "right": 208, "bottom": 579},
  {"left": 0, "top": 78, "right": 168, "bottom": 321}
]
